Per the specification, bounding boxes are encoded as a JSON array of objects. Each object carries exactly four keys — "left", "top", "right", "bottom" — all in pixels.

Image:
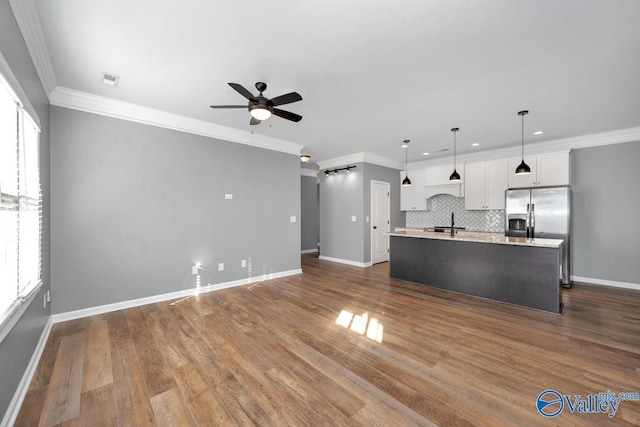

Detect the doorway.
[{"left": 371, "top": 180, "right": 390, "bottom": 264}]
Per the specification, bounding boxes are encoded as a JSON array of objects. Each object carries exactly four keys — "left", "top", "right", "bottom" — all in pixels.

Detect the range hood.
[{"left": 425, "top": 183, "right": 464, "bottom": 199}]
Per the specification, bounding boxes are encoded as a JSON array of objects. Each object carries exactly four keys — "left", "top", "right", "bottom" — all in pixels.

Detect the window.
[{"left": 0, "top": 66, "right": 42, "bottom": 331}]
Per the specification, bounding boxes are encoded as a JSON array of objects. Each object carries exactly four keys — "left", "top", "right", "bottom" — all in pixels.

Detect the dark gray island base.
[{"left": 389, "top": 232, "right": 562, "bottom": 313}]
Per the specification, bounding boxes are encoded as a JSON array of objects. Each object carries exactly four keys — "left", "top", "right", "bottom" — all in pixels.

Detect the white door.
[{"left": 371, "top": 181, "right": 390, "bottom": 264}]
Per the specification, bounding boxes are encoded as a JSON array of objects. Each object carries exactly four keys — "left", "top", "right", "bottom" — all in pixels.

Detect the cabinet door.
[
  {"left": 464, "top": 162, "right": 486, "bottom": 210},
  {"left": 508, "top": 156, "right": 537, "bottom": 188},
  {"left": 425, "top": 164, "right": 463, "bottom": 186},
  {"left": 485, "top": 159, "right": 508, "bottom": 209},
  {"left": 536, "top": 152, "right": 569, "bottom": 186},
  {"left": 400, "top": 170, "right": 427, "bottom": 211}
]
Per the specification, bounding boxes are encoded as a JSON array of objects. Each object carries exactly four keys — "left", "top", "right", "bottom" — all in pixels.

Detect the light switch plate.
[
  {"left": 225, "top": 193, "right": 233, "bottom": 200},
  {"left": 218, "top": 263, "right": 224, "bottom": 271},
  {"left": 241, "top": 259, "right": 247, "bottom": 268},
  {"left": 366, "top": 216, "right": 370, "bottom": 222},
  {"left": 351, "top": 216, "right": 357, "bottom": 222},
  {"left": 290, "top": 216, "right": 297, "bottom": 223}
]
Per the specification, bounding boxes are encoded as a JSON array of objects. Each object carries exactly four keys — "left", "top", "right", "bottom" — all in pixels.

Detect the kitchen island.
[{"left": 389, "top": 229, "right": 563, "bottom": 313}]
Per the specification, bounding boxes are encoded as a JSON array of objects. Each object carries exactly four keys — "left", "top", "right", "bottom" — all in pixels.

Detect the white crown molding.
[
  {"left": 409, "top": 126, "right": 640, "bottom": 169},
  {"left": 50, "top": 86, "right": 304, "bottom": 155},
  {"left": 8, "top": 0, "right": 57, "bottom": 100},
  {"left": 317, "top": 152, "right": 403, "bottom": 170},
  {"left": 51, "top": 268, "right": 302, "bottom": 323},
  {"left": 300, "top": 168, "right": 319, "bottom": 177}
]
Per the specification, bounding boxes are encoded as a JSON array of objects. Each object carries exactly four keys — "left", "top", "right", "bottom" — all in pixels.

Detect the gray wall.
[
  {"left": 0, "top": 0, "right": 51, "bottom": 418},
  {"left": 300, "top": 175, "right": 319, "bottom": 251},
  {"left": 320, "top": 162, "right": 365, "bottom": 262},
  {"left": 50, "top": 107, "right": 300, "bottom": 314},
  {"left": 571, "top": 141, "right": 640, "bottom": 284},
  {"left": 320, "top": 162, "right": 403, "bottom": 264}
]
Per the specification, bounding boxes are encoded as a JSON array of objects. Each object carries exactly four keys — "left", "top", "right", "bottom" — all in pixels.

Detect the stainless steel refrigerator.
[{"left": 505, "top": 186, "right": 571, "bottom": 287}]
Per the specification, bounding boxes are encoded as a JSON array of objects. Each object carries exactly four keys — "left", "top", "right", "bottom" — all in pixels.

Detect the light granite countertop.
[{"left": 388, "top": 228, "right": 563, "bottom": 248}]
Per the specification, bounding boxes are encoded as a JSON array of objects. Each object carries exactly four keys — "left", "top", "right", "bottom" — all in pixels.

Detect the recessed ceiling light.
[
  {"left": 533, "top": 131, "right": 543, "bottom": 135},
  {"left": 422, "top": 152, "right": 429, "bottom": 156},
  {"left": 101, "top": 72, "right": 120, "bottom": 87},
  {"left": 471, "top": 142, "right": 480, "bottom": 147}
]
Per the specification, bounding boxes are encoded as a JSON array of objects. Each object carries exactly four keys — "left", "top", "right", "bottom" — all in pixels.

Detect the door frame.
[{"left": 370, "top": 180, "right": 391, "bottom": 264}]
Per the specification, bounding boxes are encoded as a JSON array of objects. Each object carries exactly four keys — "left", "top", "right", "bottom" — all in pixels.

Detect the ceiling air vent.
[{"left": 101, "top": 72, "right": 120, "bottom": 87}]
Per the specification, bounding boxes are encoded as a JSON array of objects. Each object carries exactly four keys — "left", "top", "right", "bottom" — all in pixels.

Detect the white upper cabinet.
[
  {"left": 400, "top": 169, "right": 427, "bottom": 211},
  {"left": 424, "top": 164, "right": 464, "bottom": 186},
  {"left": 464, "top": 160, "right": 508, "bottom": 210},
  {"left": 508, "top": 152, "right": 570, "bottom": 188}
]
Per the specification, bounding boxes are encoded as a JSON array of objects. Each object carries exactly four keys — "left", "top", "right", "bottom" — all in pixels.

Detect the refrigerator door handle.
[
  {"left": 530, "top": 203, "right": 535, "bottom": 238},
  {"left": 526, "top": 203, "right": 531, "bottom": 238}
]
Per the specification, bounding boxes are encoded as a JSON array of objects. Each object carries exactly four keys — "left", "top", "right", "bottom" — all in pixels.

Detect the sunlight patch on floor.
[{"left": 335, "top": 310, "right": 384, "bottom": 343}]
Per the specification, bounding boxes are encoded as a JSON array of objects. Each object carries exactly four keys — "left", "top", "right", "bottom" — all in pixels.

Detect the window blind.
[{"left": 0, "top": 67, "right": 42, "bottom": 325}]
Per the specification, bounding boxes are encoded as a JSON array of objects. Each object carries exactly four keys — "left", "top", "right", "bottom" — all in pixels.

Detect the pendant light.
[
  {"left": 515, "top": 110, "right": 531, "bottom": 175},
  {"left": 402, "top": 139, "right": 412, "bottom": 186},
  {"left": 449, "top": 128, "right": 461, "bottom": 181}
]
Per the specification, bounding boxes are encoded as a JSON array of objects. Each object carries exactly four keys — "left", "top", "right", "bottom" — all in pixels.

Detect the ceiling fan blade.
[
  {"left": 250, "top": 116, "right": 261, "bottom": 126},
  {"left": 209, "top": 105, "right": 247, "bottom": 109},
  {"left": 228, "top": 83, "right": 256, "bottom": 101},
  {"left": 268, "top": 92, "right": 302, "bottom": 107},
  {"left": 272, "top": 108, "right": 302, "bottom": 122}
]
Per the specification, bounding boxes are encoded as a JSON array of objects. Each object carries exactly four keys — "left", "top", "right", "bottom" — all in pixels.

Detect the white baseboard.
[
  {"left": 301, "top": 249, "right": 318, "bottom": 254},
  {"left": 571, "top": 276, "right": 640, "bottom": 291},
  {"left": 51, "top": 269, "right": 302, "bottom": 323},
  {"left": 1, "top": 317, "right": 52, "bottom": 427},
  {"left": 318, "top": 255, "right": 372, "bottom": 268}
]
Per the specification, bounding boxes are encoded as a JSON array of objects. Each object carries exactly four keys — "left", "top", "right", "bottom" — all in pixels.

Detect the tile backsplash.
[{"left": 405, "top": 194, "right": 505, "bottom": 233}]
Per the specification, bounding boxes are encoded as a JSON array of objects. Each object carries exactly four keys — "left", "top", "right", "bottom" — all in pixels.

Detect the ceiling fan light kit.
[{"left": 210, "top": 82, "right": 303, "bottom": 126}]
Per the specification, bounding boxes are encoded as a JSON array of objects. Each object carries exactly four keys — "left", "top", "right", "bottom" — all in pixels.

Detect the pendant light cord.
[
  {"left": 521, "top": 112, "right": 524, "bottom": 159},
  {"left": 453, "top": 130, "right": 457, "bottom": 169}
]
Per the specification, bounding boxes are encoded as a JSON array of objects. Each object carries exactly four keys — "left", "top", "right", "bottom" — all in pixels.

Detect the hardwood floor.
[{"left": 16, "top": 254, "right": 640, "bottom": 426}]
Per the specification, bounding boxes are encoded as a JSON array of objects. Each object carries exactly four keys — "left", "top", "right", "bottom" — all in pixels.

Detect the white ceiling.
[{"left": 32, "top": 0, "right": 640, "bottom": 164}]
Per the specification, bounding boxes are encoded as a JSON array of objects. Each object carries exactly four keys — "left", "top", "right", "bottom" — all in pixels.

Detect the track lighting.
[{"left": 324, "top": 165, "right": 357, "bottom": 176}]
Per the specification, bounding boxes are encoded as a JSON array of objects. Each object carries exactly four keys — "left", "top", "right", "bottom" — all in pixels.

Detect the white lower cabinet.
[
  {"left": 464, "top": 159, "right": 508, "bottom": 210},
  {"left": 400, "top": 170, "right": 426, "bottom": 211}
]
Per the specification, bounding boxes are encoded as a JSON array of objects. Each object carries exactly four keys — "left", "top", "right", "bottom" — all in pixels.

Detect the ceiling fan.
[{"left": 210, "top": 82, "right": 303, "bottom": 125}]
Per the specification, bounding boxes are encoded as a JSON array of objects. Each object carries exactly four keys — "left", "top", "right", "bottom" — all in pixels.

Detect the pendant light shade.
[
  {"left": 449, "top": 128, "right": 460, "bottom": 181},
  {"left": 516, "top": 110, "right": 531, "bottom": 175},
  {"left": 402, "top": 139, "right": 412, "bottom": 186}
]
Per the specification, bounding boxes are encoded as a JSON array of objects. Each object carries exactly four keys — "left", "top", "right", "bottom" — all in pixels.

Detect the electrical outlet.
[
  {"left": 241, "top": 259, "right": 247, "bottom": 268},
  {"left": 351, "top": 216, "right": 357, "bottom": 222},
  {"left": 225, "top": 193, "right": 233, "bottom": 200},
  {"left": 218, "top": 263, "right": 224, "bottom": 271},
  {"left": 290, "top": 216, "right": 296, "bottom": 223},
  {"left": 366, "top": 216, "right": 370, "bottom": 223},
  {"left": 192, "top": 265, "right": 199, "bottom": 275}
]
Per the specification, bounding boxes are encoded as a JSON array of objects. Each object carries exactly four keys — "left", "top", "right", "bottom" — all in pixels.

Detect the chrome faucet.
[{"left": 451, "top": 212, "right": 455, "bottom": 237}]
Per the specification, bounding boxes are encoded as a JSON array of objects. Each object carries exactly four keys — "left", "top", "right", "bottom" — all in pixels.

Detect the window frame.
[{"left": 0, "top": 51, "right": 43, "bottom": 344}]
